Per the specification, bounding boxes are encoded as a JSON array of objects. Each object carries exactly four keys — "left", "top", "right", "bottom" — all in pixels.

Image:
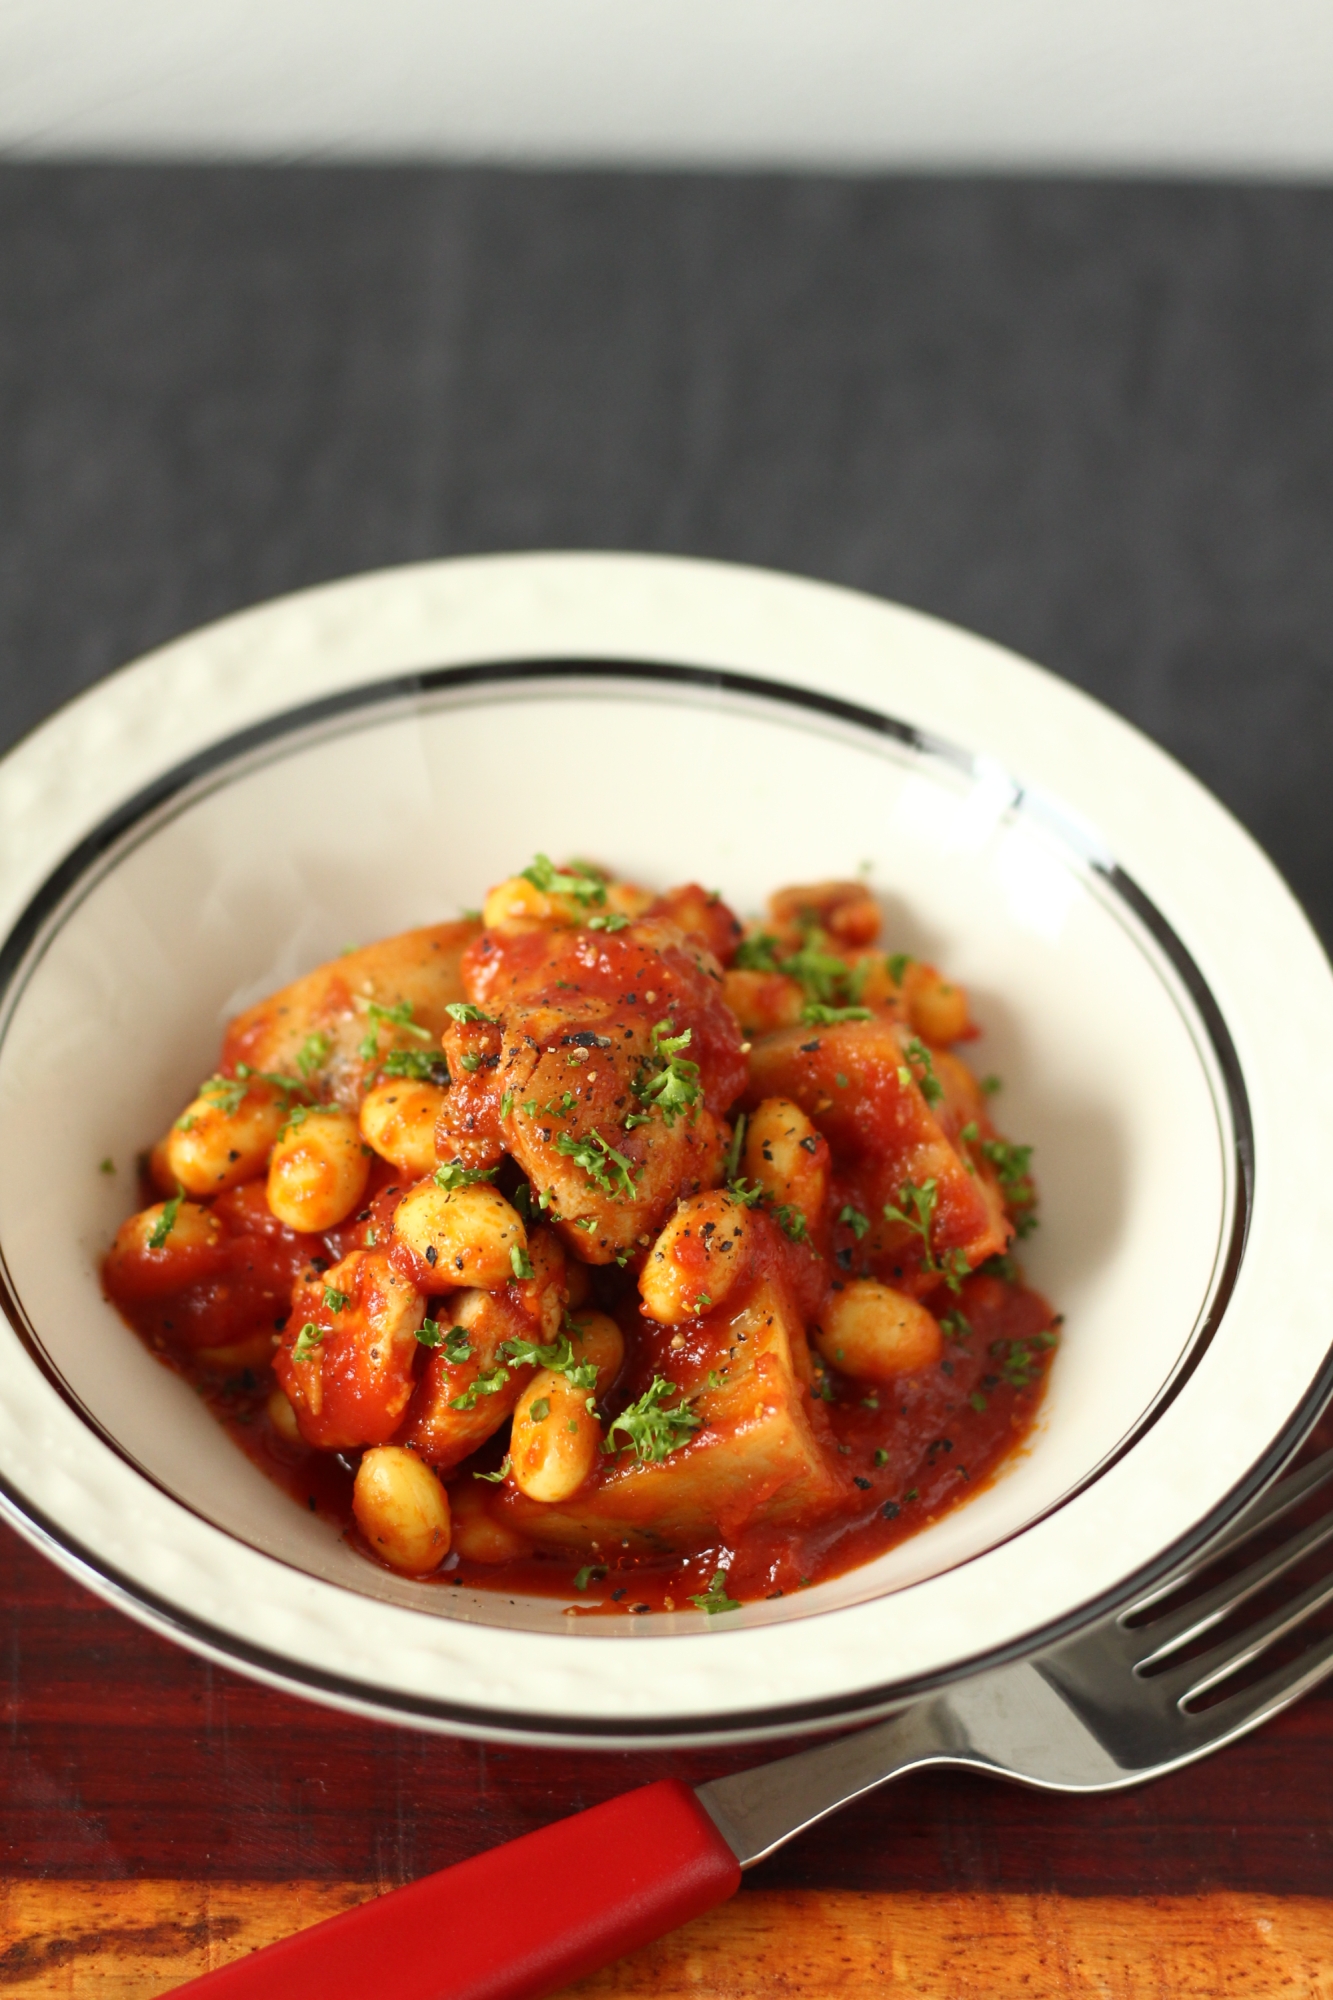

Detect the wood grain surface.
[
  {"left": 1, "top": 1883, "right": 1332, "bottom": 1998},
  {"left": 3, "top": 1460, "right": 1333, "bottom": 1996}
]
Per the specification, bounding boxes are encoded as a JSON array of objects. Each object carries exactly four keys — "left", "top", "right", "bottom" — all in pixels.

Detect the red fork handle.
[{"left": 168, "top": 1778, "right": 741, "bottom": 2000}]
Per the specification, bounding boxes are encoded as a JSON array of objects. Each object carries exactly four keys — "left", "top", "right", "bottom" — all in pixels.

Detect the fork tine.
[
  {"left": 1167, "top": 1624, "right": 1333, "bottom": 1750},
  {"left": 1133, "top": 1507, "right": 1333, "bottom": 1668},
  {"left": 1148, "top": 1567, "right": 1333, "bottom": 1707},
  {"left": 1125, "top": 1447, "right": 1333, "bottom": 1622}
]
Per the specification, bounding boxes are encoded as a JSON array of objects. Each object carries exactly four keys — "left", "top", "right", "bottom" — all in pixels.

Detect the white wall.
[{"left": 3, "top": 0, "right": 1332, "bottom": 177}]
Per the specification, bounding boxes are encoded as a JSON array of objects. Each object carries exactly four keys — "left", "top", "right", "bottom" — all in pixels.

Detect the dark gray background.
[{"left": 2, "top": 166, "right": 1330, "bottom": 936}]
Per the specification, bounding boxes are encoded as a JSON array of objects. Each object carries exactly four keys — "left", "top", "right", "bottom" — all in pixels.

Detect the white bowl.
[{"left": 0, "top": 552, "right": 1330, "bottom": 1747}]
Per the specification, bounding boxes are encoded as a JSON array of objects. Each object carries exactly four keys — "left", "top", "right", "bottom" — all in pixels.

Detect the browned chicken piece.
[
  {"left": 435, "top": 914, "right": 749, "bottom": 1265},
  {"left": 222, "top": 922, "right": 477, "bottom": 1108}
]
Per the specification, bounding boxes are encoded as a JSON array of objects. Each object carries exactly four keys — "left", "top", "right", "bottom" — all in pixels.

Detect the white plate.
[{"left": 0, "top": 552, "right": 1330, "bottom": 1746}]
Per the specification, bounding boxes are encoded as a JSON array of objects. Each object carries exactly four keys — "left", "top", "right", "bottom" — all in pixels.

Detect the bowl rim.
[{"left": 0, "top": 550, "right": 1330, "bottom": 1746}]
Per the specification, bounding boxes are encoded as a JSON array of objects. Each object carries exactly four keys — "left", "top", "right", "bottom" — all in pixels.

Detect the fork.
[{"left": 172, "top": 1443, "right": 1333, "bottom": 2000}]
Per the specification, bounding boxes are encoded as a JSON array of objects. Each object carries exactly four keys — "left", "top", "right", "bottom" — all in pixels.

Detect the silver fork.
[
  {"left": 698, "top": 1442, "right": 1333, "bottom": 1864},
  {"left": 173, "top": 1442, "right": 1333, "bottom": 2000}
]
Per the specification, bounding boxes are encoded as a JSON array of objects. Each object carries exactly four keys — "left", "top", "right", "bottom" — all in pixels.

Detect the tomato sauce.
[{"left": 102, "top": 869, "right": 1059, "bottom": 1612}]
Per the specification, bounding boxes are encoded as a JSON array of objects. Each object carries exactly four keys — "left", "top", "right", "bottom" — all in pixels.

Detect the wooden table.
[{"left": 2, "top": 1519, "right": 1330, "bottom": 1999}]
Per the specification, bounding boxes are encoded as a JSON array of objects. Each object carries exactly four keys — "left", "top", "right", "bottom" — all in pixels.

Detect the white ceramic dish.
[{"left": 0, "top": 552, "right": 1330, "bottom": 1747}]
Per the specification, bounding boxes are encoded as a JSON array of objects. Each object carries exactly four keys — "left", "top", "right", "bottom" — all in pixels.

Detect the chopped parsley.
[
  {"left": 726, "top": 1176, "right": 765, "bottom": 1208},
  {"left": 605, "top": 1377, "right": 701, "bottom": 1462},
  {"left": 358, "top": 999, "right": 433, "bottom": 1060},
  {"left": 838, "top": 1203, "right": 870, "bottom": 1240},
  {"left": 500, "top": 1092, "right": 513, "bottom": 1120},
  {"left": 99, "top": 1157, "right": 115, "bottom": 1175},
  {"left": 147, "top": 1194, "right": 182, "bottom": 1249},
  {"left": 520, "top": 854, "right": 608, "bottom": 907},
  {"left": 981, "top": 1074, "right": 1003, "bottom": 1095},
  {"left": 882, "top": 1178, "right": 969, "bottom": 1293},
  {"left": 632, "top": 1020, "right": 702, "bottom": 1127},
  {"left": 940, "top": 1309, "right": 971, "bottom": 1344},
  {"left": 449, "top": 1365, "right": 511, "bottom": 1411},
  {"left": 981, "top": 1136, "right": 1037, "bottom": 1235},
  {"left": 901, "top": 1036, "right": 944, "bottom": 1107},
  {"left": 529, "top": 1396, "right": 551, "bottom": 1422},
  {"left": 587, "top": 912, "right": 629, "bottom": 932},
  {"left": 499, "top": 1333, "right": 598, "bottom": 1394},
  {"left": 969, "top": 1390, "right": 988, "bottom": 1412},
  {"left": 381, "top": 1047, "right": 450, "bottom": 1084},
  {"left": 473, "top": 1454, "right": 512, "bottom": 1483},
  {"left": 510, "top": 1245, "right": 535, "bottom": 1280},
  {"left": 434, "top": 1159, "right": 499, "bottom": 1192},
  {"left": 887, "top": 952, "right": 913, "bottom": 985},
  {"left": 771, "top": 1203, "right": 810, "bottom": 1245},
  {"left": 801, "top": 1002, "right": 871, "bottom": 1026},
  {"left": 689, "top": 1569, "right": 742, "bottom": 1615},
  {"left": 296, "top": 1030, "right": 332, "bottom": 1078},
  {"left": 416, "top": 1319, "right": 472, "bottom": 1359},
  {"left": 555, "top": 1128, "right": 639, "bottom": 1199},
  {"left": 322, "top": 1285, "right": 349, "bottom": 1314},
  {"left": 733, "top": 932, "right": 781, "bottom": 972},
  {"left": 445, "top": 1002, "right": 500, "bottom": 1026},
  {"left": 574, "top": 1563, "right": 608, "bottom": 1590},
  {"left": 291, "top": 1322, "right": 324, "bottom": 1364}
]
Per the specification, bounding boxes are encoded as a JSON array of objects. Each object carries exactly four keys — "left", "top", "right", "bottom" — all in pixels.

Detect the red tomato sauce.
[{"left": 102, "top": 872, "right": 1058, "bottom": 1613}]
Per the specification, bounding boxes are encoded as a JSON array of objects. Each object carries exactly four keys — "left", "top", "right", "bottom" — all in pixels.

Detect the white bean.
[
  {"left": 510, "top": 1371, "right": 601, "bottom": 1504},
  {"left": 267, "top": 1107, "right": 370, "bottom": 1231},
  {"left": 353, "top": 1446, "right": 451, "bottom": 1574},
  {"left": 813, "top": 1280, "right": 943, "bottom": 1380},
  {"left": 392, "top": 1179, "right": 527, "bottom": 1291},
  {"left": 359, "top": 1078, "right": 448, "bottom": 1178},
  {"left": 639, "top": 1190, "right": 754, "bottom": 1325}
]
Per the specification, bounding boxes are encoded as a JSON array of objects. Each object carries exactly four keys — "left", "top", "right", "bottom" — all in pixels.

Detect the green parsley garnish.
[
  {"left": 940, "top": 1309, "right": 971, "bottom": 1343},
  {"left": 499, "top": 1333, "right": 598, "bottom": 1394},
  {"left": 725, "top": 1176, "right": 765, "bottom": 1208},
  {"left": 838, "top": 1204, "right": 870, "bottom": 1240},
  {"left": 520, "top": 854, "right": 608, "bottom": 907},
  {"left": 358, "top": 999, "right": 432, "bottom": 1060},
  {"left": 901, "top": 1036, "right": 944, "bottom": 1106},
  {"left": 981, "top": 1074, "right": 1002, "bottom": 1095},
  {"left": 882, "top": 1178, "right": 969, "bottom": 1292},
  {"left": 689, "top": 1569, "right": 742, "bottom": 1615},
  {"left": 147, "top": 1194, "right": 182, "bottom": 1249},
  {"left": 886, "top": 952, "right": 913, "bottom": 985},
  {"left": 970, "top": 1390, "right": 988, "bottom": 1412},
  {"left": 574, "top": 1563, "right": 609, "bottom": 1590},
  {"left": 99, "top": 1157, "right": 115, "bottom": 1176},
  {"left": 296, "top": 1030, "right": 331, "bottom": 1078},
  {"left": 529, "top": 1396, "right": 551, "bottom": 1422},
  {"left": 449, "top": 1366, "right": 511, "bottom": 1411},
  {"left": 981, "top": 1136, "right": 1037, "bottom": 1235},
  {"left": 587, "top": 912, "right": 629, "bottom": 932},
  {"left": 733, "top": 932, "right": 781, "bottom": 972},
  {"left": 291, "top": 1322, "right": 324, "bottom": 1363},
  {"left": 510, "top": 1244, "right": 534, "bottom": 1280},
  {"left": 605, "top": 1377, "right": 701, "bottom": 1463},
  {"left": 800, "top": 1002, "right": 872, "bottom": 1026},
  {"left": 322, "top": 1285, "right": 349, "bottom": 1314},
  {"left": 445, "top": 1002, "right": 500, "bottom": 1026},
  {"left": 633, "top": 1020, "right": 702, "bottom": 1127},
  {"left": 771, "top": 1203, "right": 810, "bottom": 1245},
  {"left": 500, "top": 1092, "right": 513, "bottom": 1120},
  {"left": 434, "top": 1159, "right": 499, "bottom": 1191},
  {"left": 555, "top": 1128, "right": 638, "bottom": 1199},
  {"left": 473, "top": 1454, "right": 512, "bottom": 1483},
  {"left": 381, "top": 1048, "right": 450, "bottom": 1084},
  {"left": 874, "top": 1447, "right": 889, "bottom": 1466}
]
